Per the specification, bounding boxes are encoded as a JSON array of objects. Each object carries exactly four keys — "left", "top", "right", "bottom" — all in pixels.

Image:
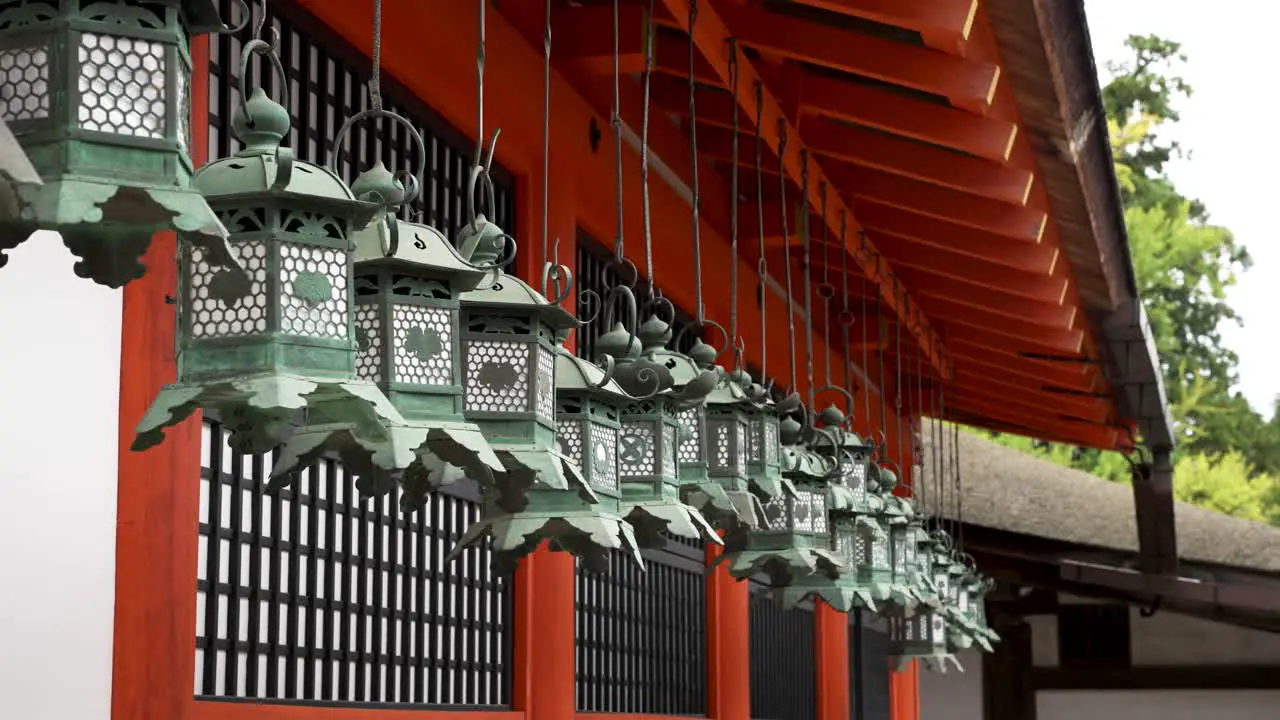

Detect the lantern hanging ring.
[
  {"left": 238, "top": 37, "right": 288, "bottom": 129},
  {"left": 813, "top": 384, "right": 856, "bottom": 423},
  {"left": 673, "top": 316, "right": 731, "bottom": 362},
  {"left": 329, "top": 107, "right": 426, "bottom": 207},
  {"left": 644, "top": 290, "right": 677, "bottom": 326}
]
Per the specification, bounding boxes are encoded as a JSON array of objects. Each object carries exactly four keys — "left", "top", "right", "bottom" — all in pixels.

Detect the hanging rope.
[
  {"left": 541, "top": 0, "right": 550, "bottom": 272},
  {"left": 861, "top": 235, "right": 872, "bottom": 436},
  {"left": 687, "top": 0, "right": 705, "bottom": 325},
  {"left": 641, "top": 0, "right": 656, "bottom": 290},
  {"left": 777, "top": 123, "right": 797, "bottom": 394},
  {"left": 728, "top": 39, "right": 741, "bottom": 354},
  {"left": 754, "top": 82, "right": 768, "bottom": 384},
  {"left": 818, "top": 183, "right": 831, "bottom": 388},
  {"left": 369, "top": 0, "right": 383, "bottom": 112},
  {"left": 611, "top": 0, "right": 625, "bottom": 264},
  {"left": 800, "top": 151, "right": 815, "bottom": 413}
]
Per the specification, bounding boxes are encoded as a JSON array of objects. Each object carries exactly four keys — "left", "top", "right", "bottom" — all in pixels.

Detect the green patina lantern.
[
  {"left": 742, "top": 377, "right": 793, "bottom": 502},
  {"left": 445, "top": 202, "right": 644, "bottom": 571},
  {"left": 714, "top": 413, "right": 843, "bottom": 586},
  {"left": 133, "top": 61, "right": 407, "bottom": 456},
  {"left": 643, "top": 321, "right": 752, "bottom": 530},
  {"left": 606, "top": 314, "right": 721, "bottom": 548},
  {"left": 889, "top": 530, "right": 969, "bottom": 673},
  {"left": 875, "top": 466, "right": 929, "bottom": 612},
  {"left": 0, "top": 0, "right": 240, "bottom": 287},
  {"left": 266, "top": 197, "right": 506, "bottom": 506},
  {"left": 949, "top": 569, "right": 1000, "bottom": 653}
]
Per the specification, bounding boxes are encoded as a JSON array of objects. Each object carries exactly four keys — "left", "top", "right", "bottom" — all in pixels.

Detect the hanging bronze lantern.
[
  {"left": 267, "top": 172, "right": 506, "bottom": 506},
  {"left": 132, "top": 54, "right": 407, "bottom": 456},
  {"left": 446, "top": 191, "right": 647, "bottom": 572},
  {"left": 641, "top": 317, "right": 751, "bottom": 530},
  {"left": 714, "top": 412, "right": 844, "bottom": 586},
  {"left": 950, "top": 568, "right": 1000, "bottom": 652},
  {"left": 607, "top": 308, "right": 722, "bottom": 548},
  {"left": 0, "top": 0, "right": 240, "bottom": 287}
]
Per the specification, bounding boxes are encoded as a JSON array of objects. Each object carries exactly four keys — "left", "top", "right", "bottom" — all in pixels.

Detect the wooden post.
[
  {"left": 707, "top": 540, "right": 751, "bottom": 720},
  {"left": 110, "top": 35, "right": 207, "bottom": 720},
  {"left": 983, "top": 614, "right": 1036, "bottom": 720},
  {"left": 815, "top": 602, "right": 851, "bottom": 720}
]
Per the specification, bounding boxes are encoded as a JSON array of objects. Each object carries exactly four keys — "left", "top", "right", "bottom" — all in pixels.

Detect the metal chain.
[
  {"left": 687, "top": 0, "right": 704, "bottom": 324},
  {"left": 894, "top": 287, "right": 904, "bottom": 477},
  {"left": 876, "top": 263, "right": 889, "bottom": 457},
  {"left": 728, "top": 39, "right": 740, "bottom": 349},
  {"left": 839, "top": 212, "right": 853, "bottom": 416}
]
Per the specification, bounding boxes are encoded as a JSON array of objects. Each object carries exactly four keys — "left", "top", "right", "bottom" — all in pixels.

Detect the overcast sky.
[{"left": 1083, "top": 0, "right": 1280, "bottom": 415}]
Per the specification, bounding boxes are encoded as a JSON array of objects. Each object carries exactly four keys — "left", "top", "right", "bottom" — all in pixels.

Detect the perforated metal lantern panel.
[
  {"left": 706, "top": 409, "right": 750, "bottom": 492},
  {"left": 0, "top": 0, "right": 233, "bottom": 287},
  {"left": 554, "top": 351, "right": 629, "bottom": 499}
]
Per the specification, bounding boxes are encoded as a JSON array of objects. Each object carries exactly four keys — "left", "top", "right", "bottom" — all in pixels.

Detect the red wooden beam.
[
  {"left": 656, "top": 0, "right": 950, "bottom": 378},
  {"left": 787, "top": 0, "right": 979, "bottom": 56},
  {"left": 950, "top": 392, "right": 1120, "bottom": 450},
  {"left": 947, "top": 339, "right": 1099, "bottom": 392},
  {"left": 870, "top": 227, "right": 1060, "bottom": 282},
  {"left": 893, "top": 264, "right": 1070, "bottom": 312},
  {"left": 698, "top": 118, "right": 1032, "bottom": 206},
  {"left": 720, "top": 2, "right": 998, "bottom": 111},
  {"left": 835, "top": 166, "right": 1047, "bottom": 243},
  {"left": 798, "top": 73, "right": 1016, "bottom": 162},
  {"left": 953, "top": 368, "right": 1111, "bottom": 420}
]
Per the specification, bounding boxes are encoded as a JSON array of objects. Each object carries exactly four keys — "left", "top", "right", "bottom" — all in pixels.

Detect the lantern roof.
[
  {"left": 194, "top": 89, "right": 365, "bottom": 208},
  {"left": 351, "top": 216, "right": 488, "bottom": 287},
  {"left": 554, "top": 348, "right": 634, "bottom": 402},
  {"left": 458, "top": 272, "right": 580, "bottom": 331}
]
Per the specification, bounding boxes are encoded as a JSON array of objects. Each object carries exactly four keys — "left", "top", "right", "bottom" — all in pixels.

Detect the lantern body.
[
  {"left": 890, "top": 610, "right": 948, "bottom": 656},
  {"left": 351, "top": 221, "right": 488, "bottom": 420},
  {"left": 705, "top": 400, "right": 751, "bottom": 493},
  {"left": 0, "top": 0, "right": 233, "bottom": 286},
  {"left": 760, "top": 484, "right": 829, "bottom": 536},
  {"left": 459, "top": 283, "right": 566, "bottom": 450},
  {"left": 557, "top": 390, "right": 623, "bottom": 501},
  {"left": 618, "top": 395, "right": 681, "bottom": 500},
  {"left": 676, "top": 405, "right": 710, "bottom": 485},
  {"left": 746, "top": 410, "right": 784, "bottom": 496}
]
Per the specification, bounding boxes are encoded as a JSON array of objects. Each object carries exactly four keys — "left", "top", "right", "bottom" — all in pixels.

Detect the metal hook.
[
  {"left": 673, "top": 317, "right": 732, "bottom": 362},
  {"left": 217, "top": 0, "right": 254, "bottom": 35}
]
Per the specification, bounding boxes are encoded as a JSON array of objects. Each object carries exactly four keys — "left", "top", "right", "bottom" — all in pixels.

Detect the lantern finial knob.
[
  {"left": 779, "top": 416, "right": 804, "bottom": 445},
  {"left": 688, "top": 339, "right": 717, "bottom": 368},
  {"left": 351, "top": 161, "right": 407, "bottom": 209},
  {"left": 637, "top": 314, "right": 672, "bottom": 350},
  {"left": 232, "top": 88, "right": 291, "bottom": 153},
  {"left": 819, "top": 404, "right": 846, "bottom": 428}
]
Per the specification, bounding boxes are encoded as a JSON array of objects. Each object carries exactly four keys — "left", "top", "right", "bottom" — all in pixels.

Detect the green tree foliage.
[{"left": 982, "top": 34, "right": 1280, "bottom": 525}]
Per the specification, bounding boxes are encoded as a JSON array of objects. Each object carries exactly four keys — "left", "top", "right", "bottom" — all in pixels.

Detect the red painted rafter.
[
  {"left": 784, "top": 0, "right": 980, "bottom": 55},
  {"left": 657, "top": 0, "right": 950, "bottom": 377}
]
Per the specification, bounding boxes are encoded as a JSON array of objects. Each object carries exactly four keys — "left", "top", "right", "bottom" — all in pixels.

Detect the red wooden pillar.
[
  {"left": 890, "top": 660, "right": 920, "bottom": 720},
  {"left": 815, "top": 602, "right": 851, "bottom": 720},
  {"left": 706, "top": 539, "right": 750, "bottom": 720},
  {"left": 110, "top": 36, "right": 208, "bottom": 720}
]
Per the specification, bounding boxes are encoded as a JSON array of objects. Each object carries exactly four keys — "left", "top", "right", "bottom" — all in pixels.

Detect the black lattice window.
[
  {"left": 196, "top": 421, "right": 513, "bottom": 707},
  {"left": 572, "top": 232, "right": 708, "bottom": 714},
  {"left": 750, "top": 589, "right": 816, "bottom": 720},
  {"left": 207, "top": 0, "right": 515, "bottom": 236},
  {"left": 851, "top": 610, "right": 890, "bottom": 720},
  {"left": 197, "top": 0, "right": 514, "bottom": 708},
  {"left": 575, "top": 543, "right": 708, "bottom": 715}
]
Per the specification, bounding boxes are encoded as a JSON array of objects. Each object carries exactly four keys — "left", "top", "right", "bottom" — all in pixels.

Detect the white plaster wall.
[
  {"left": 1130, "top": 608, "right": 1280, "bottom": 665},
  {"left": 1038, "top": 690, "right": 1280, "bottom": 720},
  {"left": 0, "top": 233, "right": 122, "bottom": 719},
  {"left": 919, "top": 649, "right": 983, "bottom": 720}
]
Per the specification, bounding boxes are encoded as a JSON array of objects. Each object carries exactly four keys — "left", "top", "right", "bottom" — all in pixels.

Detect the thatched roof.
[{"left": 920, "top": 431, "right": 1280, "bottom": 575}]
